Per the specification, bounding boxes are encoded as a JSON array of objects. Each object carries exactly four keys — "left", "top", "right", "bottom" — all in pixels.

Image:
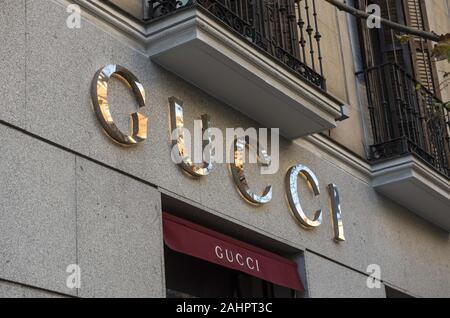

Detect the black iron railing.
[
  {"left": 148, "top": 0, "right": 326, "bottom": 89},
  {"left": 358, "top": 63, "right": 450, "bottom": 177}
]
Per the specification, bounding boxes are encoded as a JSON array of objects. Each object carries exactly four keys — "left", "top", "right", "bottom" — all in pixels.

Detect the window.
[
  {"left": 357, "top": 0, "right": 438, "bottom": 93},
  {"left": 354, "top": 0, "right": 450, "bottom": 177}
]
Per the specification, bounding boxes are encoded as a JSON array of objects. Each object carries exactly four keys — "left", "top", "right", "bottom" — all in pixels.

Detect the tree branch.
[{"left": 324, "top": 0, "right": 441, "bottom": 42}]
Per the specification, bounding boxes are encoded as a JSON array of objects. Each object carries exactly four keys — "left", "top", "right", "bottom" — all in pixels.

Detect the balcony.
[
  {"left": 359, "top": 62, "right": 450, "bottom": 231},
  {"left": 106, "top": 0, "right": 348, "bottom": 139}
]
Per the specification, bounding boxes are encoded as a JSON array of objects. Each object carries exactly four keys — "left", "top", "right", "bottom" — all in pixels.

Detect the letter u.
[{"left": 225, "top": 249, "right": 234, "bottom": 263}]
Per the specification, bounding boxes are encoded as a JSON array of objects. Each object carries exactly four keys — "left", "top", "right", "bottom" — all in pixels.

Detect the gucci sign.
[
  {"left": 215, "top": 245, "right": 261, "bottom": 272},
  {"left": 91, "top": 65, "right": 345, "bottom": 242}
]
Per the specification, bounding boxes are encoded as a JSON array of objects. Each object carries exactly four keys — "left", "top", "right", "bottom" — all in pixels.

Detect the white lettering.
[
  {"left": 367, "top": 264, "right": 382, "bottom": 289},
  {"left": 66, "top": 264, "right": 81, "bottom": 289},
  {"left": 215, "top": 245, "right": 223, "bottom": 259},
  {"left": 246, "top": 257, "right": 255, "bottom": 270},
  {"left": 236, "top": 253, "right": 244, "bottom": 266},
  {"left": 367, "top": 4, "right": 381, "bottom": 29},
  {"left": 66, "top": 4, "right": 81, "bottom": 29},
  {"left": 178, "top": 303, "right": 210, "bottom": 315}
]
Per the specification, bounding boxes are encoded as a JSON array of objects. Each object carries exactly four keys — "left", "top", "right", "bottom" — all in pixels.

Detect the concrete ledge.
[{"left": 372, "top": 155, "right": 450, "bottom": 232}]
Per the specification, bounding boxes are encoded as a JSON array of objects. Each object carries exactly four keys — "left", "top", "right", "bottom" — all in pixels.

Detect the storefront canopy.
[{"left": 163, "top": 213, "right": 305, "bottom": 292}]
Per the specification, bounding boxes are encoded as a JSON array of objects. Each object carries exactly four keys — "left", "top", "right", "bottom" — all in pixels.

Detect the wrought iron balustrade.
[
  {"left": 147, "top": 0, "right": 325, "bottom": 89},
  {"left": 358, "top": 63, "right": 450, "bottom": 178}
]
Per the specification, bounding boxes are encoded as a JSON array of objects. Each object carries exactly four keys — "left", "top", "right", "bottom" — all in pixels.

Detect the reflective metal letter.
[
  {"left": 286, "top": 165, "right": 322, "bottom": 228},
  {"left": 230, "top": 136, "right": 272, "bottom": 205},
  {"left": 91, "top": 65, "right": 148, "bottom": 145},
  {"left": 328, "top": 184, "right": 345, "bottom": 242},
  {"left": 169, "top": 96, "right": 214, "bottom": 177}
]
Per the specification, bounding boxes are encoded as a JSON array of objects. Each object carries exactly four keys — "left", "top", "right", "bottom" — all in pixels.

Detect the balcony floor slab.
[
  {"left": 145, "top": 7, "right": 347, "bottom": 139},
  {"left": 372, "top": 155, "right": 450, "bottom": 232}
]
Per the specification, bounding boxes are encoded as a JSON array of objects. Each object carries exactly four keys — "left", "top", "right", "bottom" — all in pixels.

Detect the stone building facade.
[{"left": 0, "top": 0, "right": 449, "bottom": 298}]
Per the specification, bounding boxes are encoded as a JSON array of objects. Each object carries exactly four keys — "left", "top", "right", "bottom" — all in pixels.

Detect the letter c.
[
  {"left": 246, "top": 257, "right": 255, "bottom": 270},
  {"left": 286, "top": 164, "right": 322, "bottom": 228},
  {"left": 236, "top": 253, "right": 244, "bottom": 266}
]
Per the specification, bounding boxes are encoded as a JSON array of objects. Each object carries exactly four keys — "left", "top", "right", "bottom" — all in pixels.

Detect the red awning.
[{"left": 162, "top": 213, "right": 304, "bottom": 291}]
